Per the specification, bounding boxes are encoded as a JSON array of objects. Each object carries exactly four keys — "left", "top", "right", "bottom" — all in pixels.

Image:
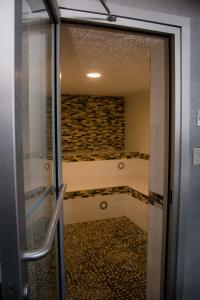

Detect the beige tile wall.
[
  {"left": 125, "top": 92, "right": 150, "bottom": 154},
  {"left": 63, "top": 193, "right": 148, "bottom": 231},
  {"left": 149, "top": 40, "right": 166, "bottom": 197},
  {"left": 146, "top": 39, "right": 167, "bottom": 300}
]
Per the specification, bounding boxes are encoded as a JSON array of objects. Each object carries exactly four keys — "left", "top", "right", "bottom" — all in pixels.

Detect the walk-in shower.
[{"left": 60, "top": 22, "right": 168, "bottom": 299}]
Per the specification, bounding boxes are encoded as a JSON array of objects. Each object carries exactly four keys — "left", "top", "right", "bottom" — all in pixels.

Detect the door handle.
[{"left": 22, "top": 184, "right": 66, "bottom": 261}]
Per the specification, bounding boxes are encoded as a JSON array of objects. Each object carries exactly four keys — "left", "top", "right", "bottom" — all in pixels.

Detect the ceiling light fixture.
[{"left": 86, "top": 72, "right": 102, "bottom": 78}]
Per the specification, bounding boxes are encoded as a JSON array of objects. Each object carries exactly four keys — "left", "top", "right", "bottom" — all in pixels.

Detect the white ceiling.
[{"left": 61, "top": 23, "right": 160, "bottom": 96}]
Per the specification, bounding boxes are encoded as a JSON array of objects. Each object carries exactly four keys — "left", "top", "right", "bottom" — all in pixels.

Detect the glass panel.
[
  {"left": 21, "top": 1, "right": 58, "bottom": 299},
  {"left": 28, "top": 239, "right": 58, "bottom": 300}
]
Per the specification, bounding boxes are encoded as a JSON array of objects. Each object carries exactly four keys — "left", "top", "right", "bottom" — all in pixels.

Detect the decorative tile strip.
[
  {"left": 25, "top": 186, "right": 46, "bottom": 200},
  {"left": 149, "top": 191, "right": 163, "bottom": 208},
  {"left": 25, "top": 186, "right": 53, "bottom": 220},
  {"left": 23, "top": 153, "right": 51, "bottom": 160},
  {"left": 64, "top": 186, "right": 148, "bottom": 205},
  {"left": 62, "top": 151, "right": 149, "bottom": 162}
]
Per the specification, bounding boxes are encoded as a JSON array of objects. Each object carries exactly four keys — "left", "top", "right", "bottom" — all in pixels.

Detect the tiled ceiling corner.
[{"left": 61, "top": 22, "right": 161, "bottom": 96}]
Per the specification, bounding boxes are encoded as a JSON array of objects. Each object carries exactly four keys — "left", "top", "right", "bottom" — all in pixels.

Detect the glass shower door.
[
  {"left": 22, "top": 1, "right": 64, "bottom": 299},
  {"left": 0, "top": 1, "right": 65, "bottom": 299}
]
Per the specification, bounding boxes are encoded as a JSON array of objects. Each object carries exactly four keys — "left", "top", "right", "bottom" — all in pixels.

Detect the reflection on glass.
[
  {"left": 28, "top": 239, "right": 58, "bottom": 299},
  {"left": 22, "top": 0, "right": 54, "bottom": 245},
  {"left": 22, "top": 1, "right": 58, "bottom": 299}
]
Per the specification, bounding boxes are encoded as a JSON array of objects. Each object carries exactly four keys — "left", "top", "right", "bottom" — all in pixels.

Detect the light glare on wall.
[{"left": 86, "top": 72, "right": 102, "bottom": 78}]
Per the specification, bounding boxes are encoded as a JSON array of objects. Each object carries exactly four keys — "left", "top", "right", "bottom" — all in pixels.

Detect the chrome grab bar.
[{"left": 22, "top": 184, "right": 66, "bottom": 262}]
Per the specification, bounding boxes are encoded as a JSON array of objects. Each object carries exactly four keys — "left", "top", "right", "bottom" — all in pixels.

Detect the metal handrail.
[{"left": 22, "top": 184, "right": 66, "bottom": 261}]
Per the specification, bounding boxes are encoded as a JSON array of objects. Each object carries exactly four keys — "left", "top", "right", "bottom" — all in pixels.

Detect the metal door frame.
[
  {"left": 60, "top": 4, "right": 190, "bottom": 299},
  {"left": 0, "top": 1, "right": 64, "bottom": 299}
]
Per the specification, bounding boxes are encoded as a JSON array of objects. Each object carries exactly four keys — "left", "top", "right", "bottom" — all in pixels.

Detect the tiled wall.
[
  {"left": 23, "top": 28, "right": 53, "bottom": 193},
  {"left": 146, "top": 40, "right": 166, "bottom": 300},
  {"left": 61, "top": 95, "right": 125, "bottom": 153},
  {"left": 125, "top": 92, "right": 150, "bottom": 154},
  {"left": 62, "top": 158, "right": 149, "bottom": 191},
  {"left": 149, "top": 41, "right": 166, "bottom": 197},
  {"left": 63, "top": 192, "right": 148, "bottom": 231}
]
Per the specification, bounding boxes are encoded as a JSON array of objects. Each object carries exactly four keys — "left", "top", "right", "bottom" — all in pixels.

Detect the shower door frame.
[
  {"left": 0, "top": 0, "right": 65, "bottom": 299},
  {"left": 60, "top": 5, "right": 190, "bottom": 300}
]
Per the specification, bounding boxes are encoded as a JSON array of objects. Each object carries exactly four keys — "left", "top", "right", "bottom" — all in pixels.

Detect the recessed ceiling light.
[{"left": 86, "top": 72, "right": 102, "bottom": 78}]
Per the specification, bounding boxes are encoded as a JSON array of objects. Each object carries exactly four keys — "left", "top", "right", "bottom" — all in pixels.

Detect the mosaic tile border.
[
  {"left": 62, "top": 151, "right": 149, "bottom": 162},
  {"left": 64, "top": 186, "right": 149, "bottom": 205},
  {"left": 23, "top": 153, "right": 49, "bottom": 160},
  {"left": 65, "top": 187, "right": 164, "bottom": 208},
  {"left": 149, "top": 191, "right": 164, "bottom": 208},
  {"left": 25, "top": 186, "right": 46, "bottom": 200},
  {"left": 25, "top": 187, "right": 52, "bottom": 219}
]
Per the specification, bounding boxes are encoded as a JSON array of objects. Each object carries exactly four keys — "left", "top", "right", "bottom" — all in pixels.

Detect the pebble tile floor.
[
  {"left": 64, "top": 217, "right": 147, "bottom": 300},
  {"left": 28, "top": 216, "right": 147, "bottom": 299}
]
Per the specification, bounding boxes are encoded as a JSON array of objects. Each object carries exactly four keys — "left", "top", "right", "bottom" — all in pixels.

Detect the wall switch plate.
[{"left": 193, "top": 148, "right": 200, "bottom": 165}]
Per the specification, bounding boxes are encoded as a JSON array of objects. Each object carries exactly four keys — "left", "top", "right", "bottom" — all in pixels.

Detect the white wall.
[
  {"left": 24, "top": 24, "right": 52, "bottom": 192},
  {"left": 63, "top": 158, "right": 149, "bottom": 193},
  {"left": 63, "top": 194, "right": 127, "bottom": 225},
  {"left": 146, "top": 39, "right": 166, "bottom": 300},
  {"left": 29, "top": 27, "right": 48, "bottom": 159},
  {"left": 63, "top": 158, "right": 149, "bottom": 231},
  {"left": 63, "top": 193, "right": 148, "bottom": 231},
  {"left": 146, "top": 204, "right": 163, "bottom": 300},
  {"left": 125, "top": 92, "right": 150, "bottom": 154},
  {"left": 149, "top": 40, "right": 166, "bottom": 197}
]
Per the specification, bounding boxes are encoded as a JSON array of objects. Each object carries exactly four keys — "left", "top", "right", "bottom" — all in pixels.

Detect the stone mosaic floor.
[
  {"left": 27, "top": 217, "right": 57, "bottom": 300},
  {"left": 64, "top": 217, "right": 147, "bottom": 299}
]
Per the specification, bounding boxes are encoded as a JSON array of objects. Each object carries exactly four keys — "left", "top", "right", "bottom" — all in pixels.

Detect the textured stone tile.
[
  {"left": 64, "top": 217, "right": 147, "bottom": 299},
  {"left": 61, "top": 95, "right": 125, "bottom": 153},
  {"left": 27, "top": 217, "right": 148, "bottom": 299}
]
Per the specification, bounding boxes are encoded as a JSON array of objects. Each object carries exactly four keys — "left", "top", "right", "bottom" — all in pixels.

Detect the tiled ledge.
[
  {"left": 149, "top": 191, "right": 164, "bottom": 208},
  {"left": 62, "top": 151, "right": 149, "bottom": 162},
  {"left": 64, "top": 186, "right": 163, "bottom": 208},
  {"left": 65, "top": 175, "right": 149, "bottom": 196},
  {"left": 64, "top": 186, "right": 148, "bottom": 204},
  {"left": 25, "top": 186, "right": 45, "bottom": 200}
]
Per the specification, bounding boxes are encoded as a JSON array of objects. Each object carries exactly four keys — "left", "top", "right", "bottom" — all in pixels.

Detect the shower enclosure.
[
  {"left": 60, "top": 21, "right": 168, "bottom": 299},
  {"left": 0, "top": 1, "right": 190, "bottom": 299}
]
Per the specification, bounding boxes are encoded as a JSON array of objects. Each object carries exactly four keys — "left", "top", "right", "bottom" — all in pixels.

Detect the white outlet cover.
[{"left": 193, "top": 148, "right": 200, "bottom": 165}]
